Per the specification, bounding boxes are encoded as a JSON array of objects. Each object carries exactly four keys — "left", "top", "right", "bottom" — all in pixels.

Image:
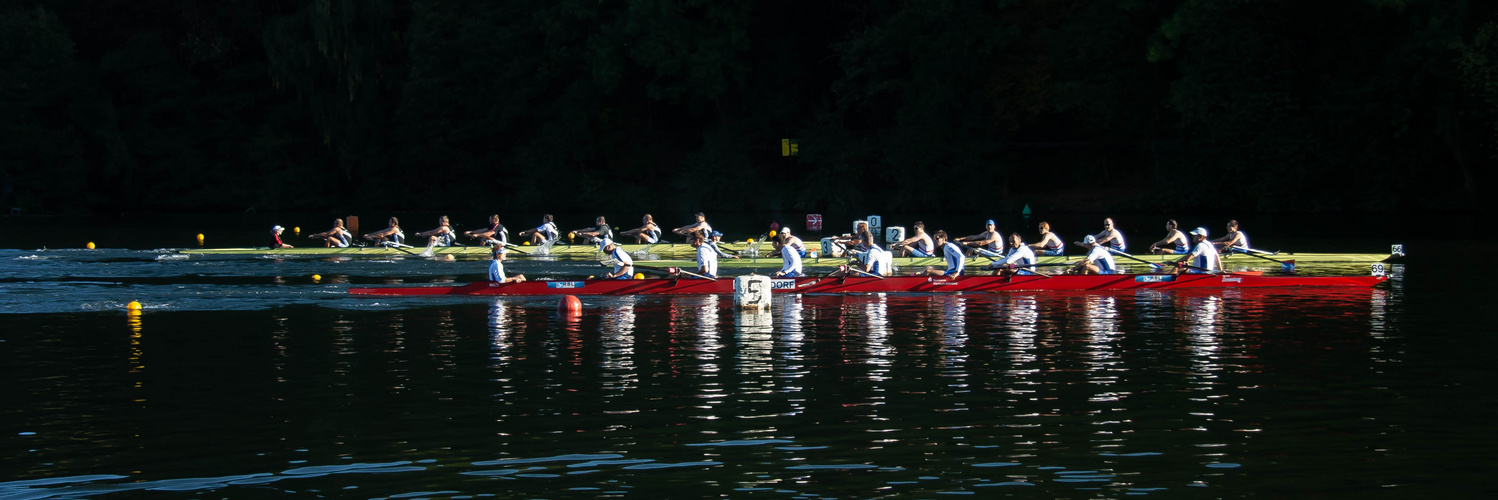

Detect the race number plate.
[{"left": 1371, "top": 263, "right": 1386, "bottom": 277}]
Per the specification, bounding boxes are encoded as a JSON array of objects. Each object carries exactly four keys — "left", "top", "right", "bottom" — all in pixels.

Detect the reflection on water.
[{"left": 10, "top": 283, "right": 1489, "bottom": 498}]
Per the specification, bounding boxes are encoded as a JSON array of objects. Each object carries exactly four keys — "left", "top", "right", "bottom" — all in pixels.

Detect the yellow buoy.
[
  {"left": 769, "top": 230, "right": 777, "bottom": 238},
  {"left": 86, "top": 242, "right": 96, "bottom": 250},
  {"left": 312, "top": 274, "right": 322, "bottom": 282},
  {"left": 746, "top": 238, "right": 754, "bottom": 244},
  {"left": 126, "top": 301, "right": 142, "bottom": 311},
  {"left": 568, "top": 231, "right": 576, "bottom": 240},
  {"left": 633, "top": 273, "right": 645, "bottom": 280},
  {"left": 196, "top": 233, "right": 204, "bottom": 245},
  {"left": 522, "top": 241, "right": 531, "bottom": 246},
  {"left": 442, "top": 254, "right": 455, "bottom": 261},
  {"left": 294, "top": 226, "right": 301, "bottom": 235}
]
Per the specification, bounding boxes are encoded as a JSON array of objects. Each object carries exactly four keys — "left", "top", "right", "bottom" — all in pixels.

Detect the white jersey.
[
  {"left": 488, "top": 259, "right": 507, "bottom": 282},
  {"left": 696, "top": 244, "right": 718, "bottom": 277},
  {"left": 1086, "top": 245, "right": 1117, "bottom": 273},
  {"left": 942, "top": 241, "right": 965, "bottom": 276},
  {"left": 1187, "top": 240, "right": 1221, "bottom": 271},
  {"left": 538, "top": 222, "right": 559, "bottom": 240},
  {"left": 1227, "top": 231, "right": 1249, "bottom": 251},
  {"left": 608, "top": 246, "right": 633, "bottom": 275},
  {"left": 1096, "top": 229, "right": 1126, "bottom": 251},
  {"left": 1001, "top": 245, "right": 1036, "bottom": 267},
  {"left": 780, "top": 243, "right": 803, "bottom": 275},
  {"left": 863, "top": 245, "right": 890, "bottom": 276}
]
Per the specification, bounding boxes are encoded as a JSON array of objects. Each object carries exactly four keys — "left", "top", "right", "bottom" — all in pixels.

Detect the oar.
[
  {"left": 847, "top": 266, "right": 886, "bottom": 279},
  {"left": 1107, "top": 248, "right": 1165, "bottom": 269},
  {"left": 1228, "top": 247, "right": 1295, "bottom": 270}
]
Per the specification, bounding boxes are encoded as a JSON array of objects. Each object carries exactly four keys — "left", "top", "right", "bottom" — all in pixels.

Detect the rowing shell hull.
[
  {"left": 179, "top": 242, "right": 758, "bottom": 258},
  {"left": 347, "top": 274, "right": 1387, "bottom": 297},
  {"left": 620, "top": 251, "right": 1399, "bottom": 270}
]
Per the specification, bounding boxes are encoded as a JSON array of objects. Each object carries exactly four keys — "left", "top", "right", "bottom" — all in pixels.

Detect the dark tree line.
[{"left": 3, "top": 0, "right": 1495, "bottom": 215}]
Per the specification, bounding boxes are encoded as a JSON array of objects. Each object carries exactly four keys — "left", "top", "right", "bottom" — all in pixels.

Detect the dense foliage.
[{"left": 2, "top": 0, "right": 1493, "bottom": 214}]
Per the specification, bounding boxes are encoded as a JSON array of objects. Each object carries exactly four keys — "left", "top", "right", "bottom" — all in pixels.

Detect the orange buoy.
[
  {"left": 559, "top": 295, "right": 582, "bottom": 314},
  {"left": 86, "top": 242, "right": 96, "bottom": 250}
]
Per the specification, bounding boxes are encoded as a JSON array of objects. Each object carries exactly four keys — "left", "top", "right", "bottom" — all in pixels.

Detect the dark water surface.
[{"left": 3, "top": 226, "right": 1496, "bottom": 497}]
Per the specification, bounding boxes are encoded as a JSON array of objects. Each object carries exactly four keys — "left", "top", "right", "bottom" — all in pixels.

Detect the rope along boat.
[{"left": 348, "top": 273, "right": 1388, "bottom": 297}]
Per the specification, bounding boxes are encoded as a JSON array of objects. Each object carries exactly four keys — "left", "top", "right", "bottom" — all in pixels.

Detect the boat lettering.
[
  {"left": 1221, "top": 277, "right": 1242, "bottom": 283},
  {"left": 771, "top": 279, "right": 797, "bottom": 290},
  {"left": 546, "top": 281, "right": 585, "bottom": 289},
  {"left": 1134, "top": 275, "right": 1173, "bottom": 283}
]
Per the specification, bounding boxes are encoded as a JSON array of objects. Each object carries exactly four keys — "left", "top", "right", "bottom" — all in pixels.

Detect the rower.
[
  {"left": 776, "top": 227, "right": 808, "bottom": 258},
  {"left": 518, "top": 214, "right": 560, "bottom": 245},
  {"left": 922, "top": 230, "right": 966, "bottom": 277},
  {"left": 1069, "top": 235, "right": 1118, "bottom": 275},
  {"left": 270, "top": 225, "right": 294, "bottom": 249},
  {"left": 691, "top": 233, "right": 718, "bottom": 279},
  {"left": 959, "top": 219, "right": 1004, "bottom": 258},
  {"left": 832, "top": 221, "right": 871, "bottom": 254},
  {"left": 415, "top": 215, "right": 456, "bottom": 247},
  {"left": 988, "top": 233, "right": 1036, "bottom": 275},
  {"left": 1212, "top": 220, "right": 1250, "bottom": 254},
  {"left": 362, "top": 217, "right": 404, "bottom": 247},
  {"left": 773, "top": 232, "right": 803, "bottom": 277},
  {"left": 673, "top": 212, "right": 713, "bottom": 240},
  {"left": 601, "top": 242, "right": 634, "bottom": 279},
  {"left": 620, "top": 214, "right": 662, "bottom": 244},
  {"left": 570, "top": 216, "right": 614, "bottom": 250},
  {"left": 1090, "top": 218, "right": 1126, "bottom": 252},
  {"left": 308, "top": 218, "right": 351, "bottom": 248},
  {"left": 855, "top": 234, "right": 892, "bottom": 277},
  {"left": 488, "top": 247, "right": 526, "bottom": 283},
  {"left": 464, "top": 214, "right": 508, "bottom": 247},
  {"left": 708, "top": 231, "right": 739, "bottom": 260},
  {"left": 1148, "top": 219, "right": 1189, "bottom": 254},
  {"left": 1176, "top": 227, "right": 1222, "bottom": 274},
  {"left": 1027, "top": 221, "right": 1065, "bottom": 256},
  {"left": 892, "top": 221, "right": 935, "bottom": 257}
]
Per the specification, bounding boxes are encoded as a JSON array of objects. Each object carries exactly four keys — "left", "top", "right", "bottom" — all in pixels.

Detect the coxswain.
[
  {"left": 773, "top": 232, "right": 803, "bottom": 277},
  {"left": 892, "top": 221, "right": 935, "bottom": 257},
  {"left": 620, "top": 214, "right": 662, "bottom": 244},
  {"left": 959, "top": 219, "right": 1003, "bottom": 258},
  {"left": 1027, "top": 221, "right": 1065, "bottom": 256},
  {"left": 308, "top": 218, "right": 351, "bottom": 248},
  {"left": 488, "top": 247, "right": 525, "bottom": 284},
  {"left": 464, "top": 214, "right": 508, "bottom": 247},
  {"left": 1211, "top": 220, "right": 1250, "bottom": 253},
  {"left": 1069, "top": 234, "right": 1118, "bottom": 275},
  {"left": 691, "top": 233, "right": 718, "bottom": 279},
  {"left": 673, "top": 212, "right": 713, "bottom": 240},
  {"left": 601, "top": 241, "right": 635, "bottom": 279},
  {"left": 1176, "top": 227, "right": 1222, "bottom": 273},
  {"left": 1147, "top": 219, "right": 1189, "bottom": 254},
  {"left": 518, "top": 214, "right": 560, "bottom": 245},
  {"left": 415, "top": 215, "right": 456, "bottom": 247},
  {"left": 270, "top": 225, "right": 293, "bottom": 249},
  {"left": 989, "top": 233, "right": 1036, "bottom": 275},
  {"left": 1089, "top": 217, "right": 1126, "bottom": 252},
  {"left": 362, "top": 217, "right": 404, "bottom": 247}
]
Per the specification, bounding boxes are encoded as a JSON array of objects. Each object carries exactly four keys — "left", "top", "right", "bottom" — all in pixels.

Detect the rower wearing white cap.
[
  {"left": 773, "top": 232, "right": 803, "bottom": 277},
  {"left": 270, "top": 225, "right": 294, "bottom": 249},
  {"left": 488, "top": 247, "right": 526, "bottom": 283},
  {"left": 959, "top": 219, "right": 1004, "bottom": 257},
  {"left": 601, "top": 241, "right": 634, "bottom": 279},
  {"left": 1211, "top": 220, "right": 1250, "bottom": 254},
  {"left": 1069, "top": 234, "right": 1117, "bottom": 275},
  {"left": 1177, "top": 227, "right": 1222, "bottom": 273}
]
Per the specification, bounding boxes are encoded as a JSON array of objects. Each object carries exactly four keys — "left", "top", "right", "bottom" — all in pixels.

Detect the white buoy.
[{"left": 733, "top": 275, "right": 773, "bottom": 310}]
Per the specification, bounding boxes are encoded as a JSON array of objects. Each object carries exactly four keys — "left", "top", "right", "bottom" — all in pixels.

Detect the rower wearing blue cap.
[
  {"left": 959, "top": 219, "right": 1004, "bottom": 257},
  {"left": 707, "top": 230, "right": 738, "bottom": 260},
  {"left": 488, "top": 246, "right": 526, "bottom": 283}
]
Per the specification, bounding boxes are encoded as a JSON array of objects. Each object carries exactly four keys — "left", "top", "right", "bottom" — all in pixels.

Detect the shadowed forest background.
[{"left": 3, "top": 0, "right": 1496, "bottom": 216}]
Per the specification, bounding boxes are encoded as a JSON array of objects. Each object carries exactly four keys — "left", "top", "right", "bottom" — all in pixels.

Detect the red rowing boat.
[{"left": 348, "top": 273, "right": 1387, "bottom": 297}]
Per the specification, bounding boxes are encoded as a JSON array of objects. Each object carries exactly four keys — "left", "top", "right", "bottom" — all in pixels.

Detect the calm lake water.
[{"left": 2, "top": 215, "right": 1495, "bottom": 498}]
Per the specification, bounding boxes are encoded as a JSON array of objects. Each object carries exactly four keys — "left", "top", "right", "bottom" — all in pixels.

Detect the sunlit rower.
[
  {"left": 488, "top": 247, "right": 525, "bottom": 284},
  {"left": 308, "top": 218, "right": 351, "bottom": 248},
  {"left": 892, "top": 221, "right": 935, "bottom": 257},
  {"left": 464, "top": 214, "right": 508, "bottom": 247},
  {"left": 1212, "top": 220, "right": 1250, "bottom": 253},
  {"left": 673, "top": 212, "right": 713, "bottom": 240},
  {"left": 414, "top": 215, "right": 456, "bottom": 247},
  {"left": 601, "top": 242, "right": 634, "bottom": 279},
  {"left": 1090, "top": 217, "right": 1126, "bottom": 252},
  {"left": 1027, "top": 221, "right": 1064, "bottom": 256},
  {"left": 362, "top": 217, "right": 404, "bottom": 247},
  {"left": 691, "top": 233, "right": 718, "bottom": 279},
  {"left": 855, "top": 234, "right": 892, "bottom": 277},
  {"left": 570, "top": 216, "right": 613, "bottom": 251},
  {"left": 773, "top": 232, "right": 803, "bottom": 277},
  {"left": 1148, "top": 219, "right": 1188, "bottom": 254},
  {"left": 1069, "top": 234, "right": 1118, "bottom": 275},
  {"left": 1177, "top": 227, "right": 1222, "bottom": 273},
  {"left": 959, "top": 219, "right": 1003, "bottom": 258},
  {"left": 518, "top": 214, "right": 559, "bottom": 245},
  {"left": 708, "top": 231, "right": 739, "bottom": 260},
  {"left": 620, "top": 214, "right": 662, "bottom": 244},
  {"left": 989, "top": 233, "right": 1036, "bottom": 275}
]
